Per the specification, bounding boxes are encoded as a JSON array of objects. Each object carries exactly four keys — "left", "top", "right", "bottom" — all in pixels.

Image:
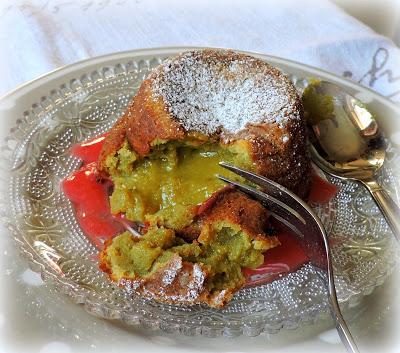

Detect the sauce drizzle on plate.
[{"left": 62, "top": 135, "right": 338, "bottom": 285}]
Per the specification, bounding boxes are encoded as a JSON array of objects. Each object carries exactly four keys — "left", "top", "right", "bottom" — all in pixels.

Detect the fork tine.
[
  {"left": 217, "top": 164, "right": 328, "bottom": 255},
  {"left": 219, "top": 162, "right": 312, "bottom": 223},
  {"left": 217, "top": 173, "right": 328, "bottom": 266},
  {"left": 219, "top": 162, "right": 302, "bottom": 204},
  {"left": 268, "top": 211, "right": 304, "bottom": 237},
  {"left": 219, "top": 161, "right": 274, "bottom": 189},
  {"left": 217, "top": 175, "right": 306, "bottom": 228}
]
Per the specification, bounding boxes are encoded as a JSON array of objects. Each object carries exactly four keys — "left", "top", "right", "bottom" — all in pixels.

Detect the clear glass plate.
[{"left": 1, "top": 48, "right": 399, "bottom": 337}]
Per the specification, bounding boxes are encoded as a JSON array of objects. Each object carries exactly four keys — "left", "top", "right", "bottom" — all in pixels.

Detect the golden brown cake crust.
[
  {"left": 98, "top": 49, "right": 311, "bottom": 197},
  {"left": 178, "top": 186, "right": 280, "bottom": 245},
  {"left": 101, "top": 253, "right": 236, "bottom": 308},
  {"left": 101, "top": 253, "right": 212, "bottom": 306},
  {"left": 199, "top": 187, "right": 278, "bottom": 241},
  {"left": 97, "top": 81, "right": 185, "bottom": 172}
]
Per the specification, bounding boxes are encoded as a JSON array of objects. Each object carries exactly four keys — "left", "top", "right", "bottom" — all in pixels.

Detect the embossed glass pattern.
[{"left": 1, "top": 51, "right": 399, "bottom": 337}]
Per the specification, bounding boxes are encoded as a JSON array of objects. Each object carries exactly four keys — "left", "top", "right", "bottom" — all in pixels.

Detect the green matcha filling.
[
  {"left": 102, "top": 223, "right": 269, "bottom": 293},
  {"left": 105, "top": 139, "right": 253, "bottom": 229},
  {"left": 302, "top": 78, "right": 335, "bottom": 125},
  {"left": 102, "top": 137, "right": 267, "bottom": 295}
]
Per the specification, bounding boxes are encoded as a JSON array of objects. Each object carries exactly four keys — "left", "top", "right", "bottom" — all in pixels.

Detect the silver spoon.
[{"left": 304, "top": 81, "right": 400, "bottom": 241}]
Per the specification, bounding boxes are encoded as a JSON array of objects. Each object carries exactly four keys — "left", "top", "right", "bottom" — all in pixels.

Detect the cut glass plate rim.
[{"left": 0, "top": 46, "right": 399, "bottom": 338}]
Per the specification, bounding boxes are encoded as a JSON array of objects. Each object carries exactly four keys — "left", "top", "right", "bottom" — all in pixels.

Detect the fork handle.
[
  {"left": 363, "top": 179, "right": 400, "bottom": 242},
  {"left": 329, "top": 297, "right": 360, "bottom": 353}
]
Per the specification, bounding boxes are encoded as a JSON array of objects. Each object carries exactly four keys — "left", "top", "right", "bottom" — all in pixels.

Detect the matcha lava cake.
[{"left": 98, "top": 49, "right": 311, "bottom": 307}]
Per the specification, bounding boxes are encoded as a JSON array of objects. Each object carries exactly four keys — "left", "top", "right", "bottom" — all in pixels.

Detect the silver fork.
[{"left": 218, "top": 162, "right": 360, "bottom": 353}]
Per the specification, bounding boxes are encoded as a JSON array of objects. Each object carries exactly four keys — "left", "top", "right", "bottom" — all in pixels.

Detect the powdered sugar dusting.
[
  {"left": 161, "top": 255, "right": 182, "bottom": 286},
  {"left": 118, "top": 256, "right": 211, "bottom": 305},
  {"left": 151, "top": 50, "right": 300, "bottom": 136}
]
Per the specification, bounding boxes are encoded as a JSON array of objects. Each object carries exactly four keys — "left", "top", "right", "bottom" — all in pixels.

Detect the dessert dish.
[
  {"left": 7, "top": 45, "right": 392, "bottom": 334},
  {"left": 66, "top": 49, "right": 314, "bottom": 307}
]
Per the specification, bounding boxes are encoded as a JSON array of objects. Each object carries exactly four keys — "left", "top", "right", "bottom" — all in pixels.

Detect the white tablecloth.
[
  {"left": 1, "top": 1, "right": 400, "bottom": 353},
  {"left": 0, "top": 0, "right": 400, "bottom": 101}
]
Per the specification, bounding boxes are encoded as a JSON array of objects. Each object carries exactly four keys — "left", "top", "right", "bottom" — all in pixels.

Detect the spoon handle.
[{"left": 363, "top": 179, "right": 400, "bottom": 241}]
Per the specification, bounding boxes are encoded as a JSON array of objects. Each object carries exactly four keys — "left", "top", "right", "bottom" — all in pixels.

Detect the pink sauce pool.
[
  {"left": 63, "top": 134, "right": 338, "bottom": 285},
  {"left": 243, "top": 229, "right": 307, "bottom": 286}
]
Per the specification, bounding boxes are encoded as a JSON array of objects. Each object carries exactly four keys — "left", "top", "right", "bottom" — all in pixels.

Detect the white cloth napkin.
[{"left": 0, "top": 0, "right": 399, "bottom": 102}]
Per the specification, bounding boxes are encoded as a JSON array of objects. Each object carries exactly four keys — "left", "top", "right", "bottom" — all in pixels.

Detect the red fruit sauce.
[{"left": 62, "top": 134, "right": 338, "bottom": 286}]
